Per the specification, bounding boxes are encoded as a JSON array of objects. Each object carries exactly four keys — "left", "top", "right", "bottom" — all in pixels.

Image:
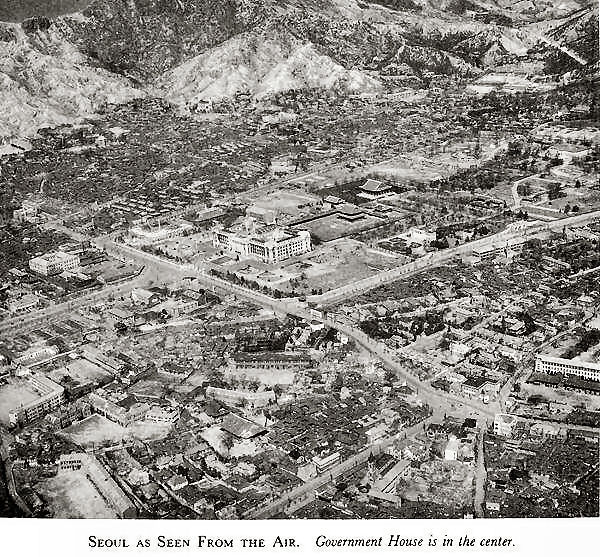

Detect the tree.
[{"left": 223, "top": 435, "right": 235, "bottom": 459}]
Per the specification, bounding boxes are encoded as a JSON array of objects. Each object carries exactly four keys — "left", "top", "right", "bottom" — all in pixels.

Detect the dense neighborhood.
[{"left": 0, "top": 0, "right": 598, "bottom": 523}]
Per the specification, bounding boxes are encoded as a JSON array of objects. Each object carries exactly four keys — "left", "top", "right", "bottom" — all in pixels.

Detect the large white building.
[
  {"left": 213, "top": 221, "right": 311, "bottom": 264},
  {"left": 29, "top": 251, "right": 80, "bottom": 276},
  {"left": 8, "top": 375, "right": 65, "bottom": 426},
  {"left": 535, "top": 354, "right": 600, "bottom": 382},
  {"left": 312, "top": 452, "right": 341, "bottom": 475}
]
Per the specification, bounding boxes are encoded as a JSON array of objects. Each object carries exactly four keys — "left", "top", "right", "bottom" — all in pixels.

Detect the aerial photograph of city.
[{"left": 0, "top": 0, "right": 598, "bottom": 525}]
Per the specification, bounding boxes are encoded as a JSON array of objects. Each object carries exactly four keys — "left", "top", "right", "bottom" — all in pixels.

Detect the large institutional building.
[
  {"left": 534, "top": 354, "right": 600, "bottom": 382},
  {"left": 8, "top": 375, "right": 65, "bottom": 426},
  {"left": 29, "top": 251, "right": 80, "bottom": 276},
  {"left": 212, "top": 220, "right": 311, "bottom": 264}
]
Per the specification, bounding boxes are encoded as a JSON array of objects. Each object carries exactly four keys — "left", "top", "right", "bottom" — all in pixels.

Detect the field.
[
  {"left": 294, "top": 212, "right": 386, "bottom": 242},
  {"left": 48, "top": 358, "right": 113, "bottom": 389},
  {"left": 0, "top": 380, "right": 40, "bottom": 425},
  {"left": 279, "top": 239, "right": 400, "bottom": 294},
  {"left": 156, "top": 235, "right": 218, "bottom": 263},
  {"left": 38, "top": 471, "right": 117, "bottom": 519},
  {"left": 487, "top": 183, "right": 515, "bottom": 206},
  {"left": 371, "top": 162, "right": 439, "bottom": 182},
  {"left": 61, "top": 414, "right": 126, "bottom": 448},
  {"left": 127, "top": 421, "right": 172, "bottom": 441},
  {"left": 248, "top": 189, "right": 319, "bottom": 213},
  {"left": 62, "top": 414, "right": 172, "bottom": 448},
  {"left": 409, "top": 330, "right": 446, "bottom": 354},
  {"left": 369, "top": 152, "right": 463, "bottom": 182},
  {"left": 129, "top": 378, "right": 170, "bottom": 398}
]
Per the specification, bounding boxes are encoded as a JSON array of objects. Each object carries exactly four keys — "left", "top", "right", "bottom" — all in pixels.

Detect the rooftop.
[
  {"left": 220, "top": 413, "right": 267, "bottom": 439},
  {"left": 537, "top": 354, "right": 600, "bottom": 371},
  {"left": 232, "top": 352, "right": 311, "bottom": 363},
  {"left": 463, "top": 376, "right": 492, "bottom": 388},
  {"left": 360, "top": 179, "right": 391, "bottom": 193}
]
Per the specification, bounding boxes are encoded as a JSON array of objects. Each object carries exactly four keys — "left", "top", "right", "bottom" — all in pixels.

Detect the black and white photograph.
[{"left": 0, "top": 1, "right": 598, "bottom": 552}]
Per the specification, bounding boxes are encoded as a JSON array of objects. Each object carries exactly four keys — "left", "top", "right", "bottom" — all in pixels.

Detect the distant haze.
[{"left": 0, "top": 0, "right": 93, "bottom": 22}]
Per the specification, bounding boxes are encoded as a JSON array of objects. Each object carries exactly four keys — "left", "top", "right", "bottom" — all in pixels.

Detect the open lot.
[
  {"left": 249, "top": 189, "right": 319, "bottom": 212},
  {"left": 282, "top": 239, "right": 400, "bottom": 294},
  {"left": 398, "top": 460, "right": 475, "bottom": 508},
  {"left": 369, "top": 152, "right": 466, "bottom": 182},
  {"left": 38, "top": 472, "right": 117, "bottom": 519},
  {"left": 293, "top": 212, "right": 385, "bottom": 242},
  {"left": 62, "top": 413, "right": 173, "bottom": 448},
  {"left": 61, "top": 414, "right": 126, "bottom": 448},
  {"left": 48, "top": 358, "right": 113, "bottom": 389},
  {"left": 409, "top": 330, "right": 446, "bottom": 355}
]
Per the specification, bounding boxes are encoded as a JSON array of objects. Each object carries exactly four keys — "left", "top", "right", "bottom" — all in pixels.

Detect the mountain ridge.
[{"left": 0, "top": 0, "right": 597, "bottom": 141}]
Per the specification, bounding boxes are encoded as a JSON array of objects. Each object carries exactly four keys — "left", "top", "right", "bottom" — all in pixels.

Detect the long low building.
[
  {"left": 88, "top": 392, "right": 149, "bottom": 426},
  {"left": 227, "top": 352, "right": 312, "bottom": 386},
  {"left": 374, "top": 459, "right": 411, "bottom": 493},
  {"left": 206, "top": 386, "right": 275, "bottom": 408},
  {"left": 230, "top": 352, "right": 313, "bottom": 372},
  {"left": 82, "top": 345, "right": 125, "bottom": 374},
  {"left": 534, "top": 354, "right": 600, "bottom": 382}
]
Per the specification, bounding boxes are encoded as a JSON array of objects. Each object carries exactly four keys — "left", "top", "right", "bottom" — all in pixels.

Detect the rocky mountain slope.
[
  {"left": 156, "top": 29, "right": 383, "bottom": 105},
  {"left": 0, "top": 0, "right": 597, "bottom": 140},
  {"left": 541, "top": 5, "right": 599, "bottom": 73},
  {"left": 0, "top": 22, "right": 141, "bottom": 141}
]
